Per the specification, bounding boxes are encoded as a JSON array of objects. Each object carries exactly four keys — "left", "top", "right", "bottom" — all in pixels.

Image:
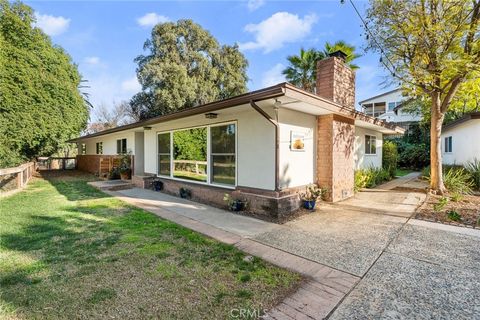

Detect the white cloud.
[
  {"left": 137, "top": 13, "right": 170, "bottom": 27},
  {"left": 35, "top": 13, "right": 70, "bottom": 36},
  {"left": 239, "top": 12, "right": 318, "bottom": 53},
  {"left": 247, "top": 0, "right": 265, "bottom": 11},
  {"left": 121, "top": 76, "right": 141, "bottom": 93},
  {"left": 262, "top": 63, "right": 285, "bottom": 87},
  {"left": 84, "top": 56, "right": 100, "bottom": 65}
]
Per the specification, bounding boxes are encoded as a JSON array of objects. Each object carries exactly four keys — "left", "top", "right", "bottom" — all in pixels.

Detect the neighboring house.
[
  {"left": 69, "top": 51, "right": 404, "bottom": 220},
  {"left": 359, "top": 88, "right": 422, "bottom": 131},
  {"left": 441, "top": 112, "right": 480, "bottom": 165}
]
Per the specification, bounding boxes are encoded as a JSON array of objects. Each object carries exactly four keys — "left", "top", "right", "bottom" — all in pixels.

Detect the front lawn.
[{"left": 0, "top": 172, "right": 300, "bottom": 319}]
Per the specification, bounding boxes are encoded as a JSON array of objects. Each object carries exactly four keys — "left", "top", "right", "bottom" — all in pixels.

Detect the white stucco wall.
[
  {"left": 79, "top": 131, "right": 136, "bottom": 156},
  {"left": 278, "top": 109, "right": 316, "bottom": 189},
  {"left": 354, "top": 127, "right": 383, "bottom": 169},
  {"left": 441, "top": 119, "right": 480, "bottom": 165},
  {"left": 143, "top": 105, "right": 276, "bottom": 190}
]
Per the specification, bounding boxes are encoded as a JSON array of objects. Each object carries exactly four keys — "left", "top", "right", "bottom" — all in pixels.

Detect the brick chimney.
[{"left": 316, "top": 50, "right": 355, "bottom": 110}]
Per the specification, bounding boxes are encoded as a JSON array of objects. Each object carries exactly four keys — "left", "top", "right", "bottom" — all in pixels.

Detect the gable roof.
[
  {"left": 358, "top": 88, "right": 401, "bottom": 105},
  {"left": 443, "top": 112, "right": 480, "bottom": 133}
]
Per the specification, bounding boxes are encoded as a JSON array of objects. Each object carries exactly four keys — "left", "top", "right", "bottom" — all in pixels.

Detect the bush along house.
[{"left": 69, "top": 51, "right": 404, "bottom": 220}]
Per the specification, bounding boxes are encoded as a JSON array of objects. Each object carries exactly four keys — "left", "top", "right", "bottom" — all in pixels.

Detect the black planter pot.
[
  {"left": 230, "top": 200, "right": 247, "bottom": 211},
  {"left": 153, "top": 180, "right": 163, "bottom": 191},
  {"left": 179, "top": 188, "right": 192, "bottom": 199}
]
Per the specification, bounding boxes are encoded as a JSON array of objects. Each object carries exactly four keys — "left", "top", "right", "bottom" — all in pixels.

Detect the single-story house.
[
  {"left": 70, "top": 51, "right": 404, "bottom": 220},
  {"left": 441, "top": 112, "right": 480, "bottom": 165}
]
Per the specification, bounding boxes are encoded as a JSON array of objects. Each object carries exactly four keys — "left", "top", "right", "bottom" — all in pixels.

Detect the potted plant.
[
  {"left": 179, "top": 187, "right": 191, "bottom": 199},
  {"left": 223, "top": 194, "right": 248, "bottom": 211},
  {"left": 153, "top": 179, "right": 163, "bottom": 191},
  {"left": 300, "top": 185, "right": 325, "bottom": 211},
  {"left": 109, "top": 167, "right": 120, "bottom": 180},
  {"left": 119, "top": 152, "right": 132, "bottom": 180}
]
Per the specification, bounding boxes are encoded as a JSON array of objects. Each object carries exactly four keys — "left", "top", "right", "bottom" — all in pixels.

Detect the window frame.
[
  {"left": 444, "top": 136, "right": 453, "bottom": 153},
  {"left": 96, "top": 142, "right": 103, "bottom": 155},
  {"left": 80, "top": 143, "right": 86, "bottom": 155},
  {"left": 116, "top": 138, "right": 127, "bottom": 154},
  {"left": 157, "top": 132, "right": 172, "bottom": 177},
  {"left": 156, "top": 121, "right": 237, "bottom": 189},
  {"left": 365, "top": 135, "right": 377, "bottom": 155}
]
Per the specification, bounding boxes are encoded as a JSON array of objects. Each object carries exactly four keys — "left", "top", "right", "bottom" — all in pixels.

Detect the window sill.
[{"left": 156, "top": 175, "right": 236, "bottom": 190}]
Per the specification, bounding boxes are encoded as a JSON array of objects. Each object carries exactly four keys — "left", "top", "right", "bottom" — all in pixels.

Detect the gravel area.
[{"left": 416, "top": 193, "right": 480, "bottom": 228}]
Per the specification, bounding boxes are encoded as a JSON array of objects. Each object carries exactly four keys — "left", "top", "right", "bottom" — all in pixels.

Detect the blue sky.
[{"left": 27, "top": 0, "right": 393, "bottom": 119}]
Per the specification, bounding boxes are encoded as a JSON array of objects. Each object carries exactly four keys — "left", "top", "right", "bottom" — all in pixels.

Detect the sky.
[{"left": 26, "top": 0, "right": 395, "bottom": 120}]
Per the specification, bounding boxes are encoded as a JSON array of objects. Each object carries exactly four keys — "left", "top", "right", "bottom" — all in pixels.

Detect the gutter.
[{"left": 250, "top": 100, "right": 280, "bottom": 192}]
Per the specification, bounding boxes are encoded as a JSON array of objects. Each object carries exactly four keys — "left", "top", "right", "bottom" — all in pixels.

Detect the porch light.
[
  {"left": 143, "top": 126, "right": 152, "bottom": 130},
  {"left": 205, "top": 113, "right": 218, "bottom": 119}
]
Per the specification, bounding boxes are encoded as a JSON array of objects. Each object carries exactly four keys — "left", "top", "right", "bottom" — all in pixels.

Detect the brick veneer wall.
[
  {"left": 317, "top": 114, "right": 355, "bottom": 202},
  {"left": 316, "top": 56, "right": 355, "bottom": 110},
  {"left": 133, "top": 175, "right": 303, "bottom": 222}
]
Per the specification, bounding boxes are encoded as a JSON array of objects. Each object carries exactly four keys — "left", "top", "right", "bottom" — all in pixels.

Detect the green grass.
[
  {"left": 0, "top": 172, "right": 300, "bottom": 319},
  {"left": 395, "top": 168, "right": 414, "bottom": 177}
]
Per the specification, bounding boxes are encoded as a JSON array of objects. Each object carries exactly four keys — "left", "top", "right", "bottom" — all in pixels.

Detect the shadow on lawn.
[
  {"left": 38, "top": 170, "right": 109, "bottom": 201},
  {"left": 0, "top": 213, "right": 121, "bottom": 287}
]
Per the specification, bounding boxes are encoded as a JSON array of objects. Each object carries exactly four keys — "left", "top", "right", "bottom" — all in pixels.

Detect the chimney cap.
[{"left": 328, "top": 50, "right": 348, "bottom": 61}]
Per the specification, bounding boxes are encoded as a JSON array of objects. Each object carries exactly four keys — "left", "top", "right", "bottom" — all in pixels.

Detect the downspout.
[{"left": 249, "top": 100, "right": 280, "bottom": 191}]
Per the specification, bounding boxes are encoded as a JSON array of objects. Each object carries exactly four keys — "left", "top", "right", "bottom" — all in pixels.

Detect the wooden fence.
[
  {"left": 37, "top": 157, "right": 76, "bottom": 170},
  {"left": 0, "top": 162, "right": 37, "bottom": 195}
]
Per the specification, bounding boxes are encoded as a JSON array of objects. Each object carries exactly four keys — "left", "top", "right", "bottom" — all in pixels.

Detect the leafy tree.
[
  {"left": 0, "top": 1, "right": 89, "bottom": 168},
  {"left": 132, "top": 19, "right": 248, "bottom": 119},
  {"left": 323, "top": 40, "right": 361, "bottom": 70},
  {"left": 282, "top": 41, "right": 360, "bottom": 93},
  {"left": 365, "top": 0, "right": 480, "bottom": 194}
]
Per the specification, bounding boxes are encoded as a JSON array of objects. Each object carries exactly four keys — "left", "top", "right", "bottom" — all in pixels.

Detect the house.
[
  {"left": 69, "top": 51, "right": 404, "bottom": 220},
  {"left": 359, "top": 88, "right": 422, "bottom": 131},
  {"left": 441, "top": 112, "right": 480, "bottom": 165}
]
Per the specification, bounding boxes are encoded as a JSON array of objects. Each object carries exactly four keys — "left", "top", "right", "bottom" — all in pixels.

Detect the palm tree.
[
  {"left": 323, "top": 40, "right": 361, "bottom": 70},
  {"left": 282, "top": 48, "right": 325, "bottom": 93}
]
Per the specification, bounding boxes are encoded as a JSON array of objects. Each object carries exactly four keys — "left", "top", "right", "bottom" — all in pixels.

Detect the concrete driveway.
[
  {"left": 253, "top": 188, "right": 426, "bottom": 276},
  {"left": 331, "top": 220, "right": 480, "bottom": 319}
]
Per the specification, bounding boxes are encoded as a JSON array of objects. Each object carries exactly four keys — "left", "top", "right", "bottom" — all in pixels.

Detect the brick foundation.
[
  {"left": 132, "top": 175, "right": 303, "bottom": 221},
  {"left": 317, "top": 114, "right": 355, "bottom": 202}
]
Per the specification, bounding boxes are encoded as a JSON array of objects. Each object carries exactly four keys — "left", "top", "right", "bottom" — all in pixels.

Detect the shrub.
[
  {"left": 443, "top": 167, "right": 474, "bottom": 195},
  {"left": 465, "top": 158, "right": 480, "bottom": 190},
  {"left": 424, "top": 166, "right": 474, "bottom": 195},
  {"left": 354, "top": 167, "right": 392, "bottom": 190},
  {"left": 433, "top": 197, "right": 449, "bottom": 212},
  {"left": 382, "top": 141, "right": 398, "bottom": 178},
  {"left": 447, "top": 210, "right": 461, "bottom": 222},
  {"left": 397, "top": 142, "right": 430, "bottom": 169}
]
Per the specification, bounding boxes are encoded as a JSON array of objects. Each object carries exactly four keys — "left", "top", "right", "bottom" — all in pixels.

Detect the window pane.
[
  {"left": 448, "top": 137, "right": 452, "bottom": 152},
  {"left": 116, "top": 140, "right": 121, "bottom": 153},
  {"left": 158, "top": 133, "right": 171, "bottom": 154},
  {"left": 211, "top": 124, "right": 236, "bottom": 153},
  {"left": 371, "top": 137, "right": 376, "bottom": 154},
  {"left": 173, "top": 128, "right": 207, "bottom": 182},
  {"left": 388, "top": 102, "right": 396, "bottom": 111},
  {"left": 365, "top": 136, "right": 371, "bottom": 154},
  {"left": 122, "top": 139, "right": 127, "bottom": 153},
  {"left": 212, "top": 155, "right": 235, "bottom": 185},
  {"left": 158, "top": 155, "right": 171, "bottom": 176}
]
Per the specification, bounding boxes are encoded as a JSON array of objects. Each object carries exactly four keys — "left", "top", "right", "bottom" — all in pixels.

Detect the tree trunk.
[{"left": 430, "top": 98, "right": 446, "bottom": 194}]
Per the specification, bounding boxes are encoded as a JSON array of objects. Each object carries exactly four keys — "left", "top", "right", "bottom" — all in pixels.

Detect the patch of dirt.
[{"left": 415, "top": 193, "right": 480, "bottom": 228}]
